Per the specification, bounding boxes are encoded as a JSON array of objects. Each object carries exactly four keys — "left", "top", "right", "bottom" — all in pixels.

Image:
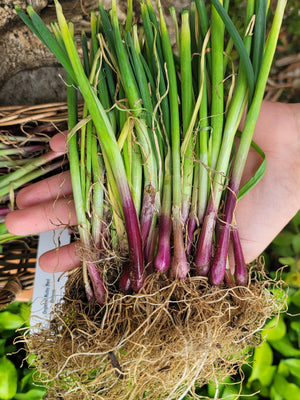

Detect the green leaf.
[
  {"left": 207, "top": 375, "right": 232, "bottom": 397},
  {"left": 288, "top": 326, "right": 298, "bottom": 344},
  {"left": 278, "top": 360, "right": 290, "bottom": 378},
  {"left": 0, "top": 356, "right": 18, "bottom": 399},
  {"left": 210, "top": 0, "right": 255, "bottom": 100},
  {"left": 240, "top": 389, "right": 259, "bottom": 400},
  {"left": 290, "top": 321, "right": 300, "bottom": 349},
  {"left": 292, "top": 236, "right": 300, "bottom": 254},
  {"left": 0, "top": 312, "right": 24, "bottom": 331},
  {"left": 269, "top": 335, "right": 300, "bottom": 357},
  {"left": 0, "top": 338, "right": 6, "bottom": 356},
  {"left": 291, "top": 290, "right": 300, "bottom": 308},
  {"left": 250, "top": 380, "right": 270, "bottom": 398},
  {"left": 26, "top": 354, "right": 38, "bottom": 369},
  {"left": 272, "top": 373, "right": 300, "bottom": 399},
  {"left": 291, "top": 320, "right": 300, "bottom": 333},
  {"left": 25, "top": 6, "right": 76, "bottom": 83},
  {"left": 14, "top": 389, "right": 46, "bottom": 400},
  {"left": 19, "top": 303, "right": 31, "bottom": 325},
  {"left": 256, "top": 365, "right": 277, "bottom": 387},
  {"left": 248, "top": 341, "right": 274, "bottom": 385},
  {"left": 221, "top": 382, "right": 260, "bottom": 400},
  {"left": 288, "top": 210, "right": 300, "bottom": 234},
  {"left": 262, "top": 316, "right": 286, "bottom": 341},
  {"left": 221, "top": 384, "right": 239, "bottom": 400},
  {"left": 238, "top": 138, "right": 266, "bottom": 199},
  {"left": 270, "top": 385, "right": 284, "bottom": 400},
  {"left": 4, "top": 344, "right": 16, "bottom": 354},
  {"left": 272, "top": 244, "right": 293, "bottom": 258},
  {"left": 18, "top": 370, "right": 33, "bottom": 393},
  {"left": 252, "top": 0, "right": 267, "bottom": 81},
  {"left": 0, "top": 222, "right": 8, "bottom": 235},
  {"left": 278, "top": 257, "right": 295, "bottom": 268},
  {"left": 279, "top": 359, "right": 300, "bottom": 378},
  {"left": 4, "top": 302, "right": 22, "bottom": 314},
  {"left": 272, "top": 232, "right": 296, "bottom": 247}
]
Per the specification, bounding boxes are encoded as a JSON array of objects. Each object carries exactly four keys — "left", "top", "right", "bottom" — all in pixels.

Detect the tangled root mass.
[{"left": 25, "top": 263, "right": 286, "bottom": 400}]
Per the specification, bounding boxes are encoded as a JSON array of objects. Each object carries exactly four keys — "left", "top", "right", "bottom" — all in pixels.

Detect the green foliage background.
[{"left": 0, "top": 303, "right": 46, "bottom": 400}]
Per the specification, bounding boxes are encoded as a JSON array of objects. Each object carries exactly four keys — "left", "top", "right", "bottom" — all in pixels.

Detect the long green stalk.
[
  {"left": 181, "top": 9, "right": 195, "bottom": 225},
  {"left": 209, "top": 0, "right": 224, "bottom": 172},
  {"left": 157, "top": 0, "right": 189, "bottom": 278},
  {"left": 232, "top": 0, "right": 287, "bottom": 187},
  {"left": 0, "top": 159, "right": 67, "bottom": 201},
  {"left": 210, "top": 0, "right": 287, "bottom": 285},
  {"left": 0, "top": 151, "right": 63, "bottom": 195},
  {"left": 55, "top": 1, "right": 145, "bottom": 292},
  {"left": 66, "top": 73, "right": 95, "bottom": 301},
  {"left": 194, "top": 0, "right": 255, "bottom": 275},
  {"left": 14, "top": 0, "right": 287, "bottom": 298},
  {"left": 111, "top": 1, "right": 157, "bottom": 191},
  {"left": 195, "top": 0, "right": 211, "bottom": 75}
]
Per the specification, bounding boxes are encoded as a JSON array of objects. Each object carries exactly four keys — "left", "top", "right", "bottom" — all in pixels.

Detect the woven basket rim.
[{"left": 0, "top": 102, "right": 83, "bottom": 127}]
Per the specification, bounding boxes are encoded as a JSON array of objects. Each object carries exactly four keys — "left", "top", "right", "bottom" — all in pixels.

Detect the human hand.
[
  {"left": 236, "top": 101, "right": 300, "bottom": 262},
  {"left": 5, "top": 132, "right": 81, "bottom": 272},
  {"left": 5, "top": 101, "right": 300, "bottom": 272}
]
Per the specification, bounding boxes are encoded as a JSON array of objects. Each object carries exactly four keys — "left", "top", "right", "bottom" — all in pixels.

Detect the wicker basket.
[
  {"left": 0, "top": 103, "right": 71, "bottom": 307},
  {"left": 0, "top": 238, "right": 38, "bottom": 307},
  {"left": 0, "top": 103, "right": 70, "bottom": 126}
]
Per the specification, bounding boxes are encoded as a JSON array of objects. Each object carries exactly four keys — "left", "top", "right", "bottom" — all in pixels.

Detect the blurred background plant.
[{"left": 0, "top": 302, "right": 46, "bottom": 400}]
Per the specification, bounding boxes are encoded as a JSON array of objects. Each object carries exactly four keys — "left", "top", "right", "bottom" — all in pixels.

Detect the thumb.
[{"left": 50, "top": 131, "right": 68, "bottom": 153}]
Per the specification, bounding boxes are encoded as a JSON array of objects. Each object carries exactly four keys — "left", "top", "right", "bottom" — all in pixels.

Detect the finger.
[
  {"left": 5, "top": 197, "right": 77, "bottom": 235},
  {"left": 39, "top": 242, "right": 81, "bottom": 273},
  {"left": 16, "top": 170, "right": 72, "bottom": 209},
  {"left": 50, "top": 131, "right": 68, "bottom": 153}
]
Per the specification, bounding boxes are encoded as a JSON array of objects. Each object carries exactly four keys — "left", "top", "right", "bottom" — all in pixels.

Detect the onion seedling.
[{"left": 15, "top": 1, "right": 288, "bottom": 397}]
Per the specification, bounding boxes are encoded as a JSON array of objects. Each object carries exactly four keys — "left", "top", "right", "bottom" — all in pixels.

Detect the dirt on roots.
[{"left": 25, "top": 263, "right": 286, "bottom": 400}]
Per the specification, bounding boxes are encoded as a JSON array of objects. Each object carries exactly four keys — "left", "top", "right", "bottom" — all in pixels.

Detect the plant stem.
[
  {"left": 154, "top": 149, "right": 171, "bottom": 273},
  {"left": 55, "top": 1, "right": 145, "bottom": 291},
  {"left": 66, "top": 73, "right": 94, "bottom": 301},
  {"left": 210, "top": 0, "right": 224, "bottom": 172},
  {"left": 157, "top": 0, "right": 189, "bottom": 278},
  {"left": 210, "top": 0, "right": 287, "bottom": 285},
  {"left": 195, "top": 0, "right": 255, "bottom": 277},
  {"left": 181, "top": 9, "right": 195, "bottom": 225}
]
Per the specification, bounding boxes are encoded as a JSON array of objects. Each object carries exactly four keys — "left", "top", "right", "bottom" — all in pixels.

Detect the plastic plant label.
[{"left": 30, "top": 229, "right": 70, "bottom": 330}]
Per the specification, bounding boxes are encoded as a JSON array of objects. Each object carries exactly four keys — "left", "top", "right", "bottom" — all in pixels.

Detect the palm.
[{"left": 236, "top": 101, "right": 300, "bottom": 262}]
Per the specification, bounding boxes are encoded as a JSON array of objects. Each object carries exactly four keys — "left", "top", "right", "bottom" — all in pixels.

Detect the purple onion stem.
[
  {"left": 171, "top": 207, "right": 189, "bottom": 279},
  {"left": 0, "top": 208, "right": 10, "bottom": 216},
  {"left": 87, "top": 261, "right": 107, "bottom": 305},
  {"left": 194, "top": 197, "right": 217, "bottom": 275},
  {"left": 181, "top": 201, "right": 190, "bottom": 227},
  {"left": 139, "top": 185, "right": 155, "bottom": 248},
  {"left": 186, "top": 213, "right": 200, "bottom": 255},
  {"left": 119, "top": 264, "right": 132, "bottom": 294},
  {"left": 224, "top": 269, "right": 235, "bottom": 288},
  {"left": 144, "top": 225, "right": 158, "bottom": 272},
  {"left": 121, "top": 190, "right": 145, "bottom": 292},
  {"left": 231, "top": 228, "right": 248, "bottom": 286},
  {"left": 154, "top": 213, "right": 171, "bottom": 273},
  {"left": 210, "top": 182, "right": 238, "bottom": 286}
]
